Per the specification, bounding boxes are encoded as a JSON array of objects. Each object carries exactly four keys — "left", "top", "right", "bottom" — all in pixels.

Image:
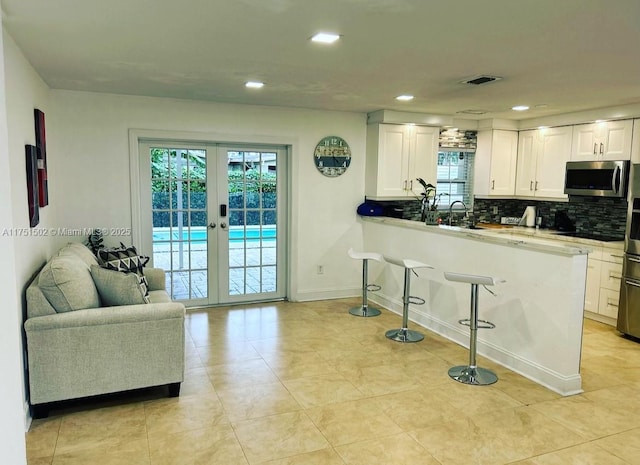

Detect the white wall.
[
  {"left": 49, "top": 90, "right": 367, "bottom": 300},
  {"left": 0, "top": 23, "right": 28, "bottom": 465},
  {"left": 3, "top": 28, "right": 55, "bottom": 427}
]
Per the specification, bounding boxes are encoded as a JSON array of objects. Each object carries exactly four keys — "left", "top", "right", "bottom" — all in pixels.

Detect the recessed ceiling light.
[
  {"left": 311, "top": 32, "right": 340, "bottom": 44},
  {"left": 512, "top": 105, "right": 530, "bottom": 111},
  {"left": 245, "top": 81, "right": 264, "bottom": 89},
  {"left": 396, "top": 95, "right": 414, "bottom": 101}
]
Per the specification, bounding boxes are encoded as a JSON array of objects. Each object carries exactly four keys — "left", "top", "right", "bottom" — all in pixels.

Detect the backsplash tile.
[
  {"left": 361, "top": 196, "right": 627, "bottom": 240},
  {"left": 473, "top": 197, "right": 627, "bottom": 239}
]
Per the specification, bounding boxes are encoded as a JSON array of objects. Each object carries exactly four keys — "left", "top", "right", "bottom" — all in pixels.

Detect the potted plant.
[{"left": 416, "top": 178, "right": 447, "bottom": 224}]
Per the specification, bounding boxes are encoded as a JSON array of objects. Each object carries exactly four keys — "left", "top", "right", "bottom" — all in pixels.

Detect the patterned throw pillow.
[{"left": 97, "top": 243, "right": 150, "bottom": 297}]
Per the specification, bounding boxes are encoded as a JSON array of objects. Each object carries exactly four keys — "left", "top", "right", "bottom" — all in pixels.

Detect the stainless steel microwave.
[{"left": 564, "top": 160, "right": 629, "bottom": 197}]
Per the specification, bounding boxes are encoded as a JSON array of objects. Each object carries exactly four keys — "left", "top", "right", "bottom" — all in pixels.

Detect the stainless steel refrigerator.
[{"left": 617, "top": 163, "right": 640, "bottom": 337}]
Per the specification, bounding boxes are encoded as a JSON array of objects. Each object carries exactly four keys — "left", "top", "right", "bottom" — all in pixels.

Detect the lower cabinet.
[{"left": 585, "top": 247, "right": 624, "bottom": 325}]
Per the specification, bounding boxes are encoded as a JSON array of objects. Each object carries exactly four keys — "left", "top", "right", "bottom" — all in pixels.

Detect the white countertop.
[{"left": 361, "top": 216, "right": 624, "bottom": 256}]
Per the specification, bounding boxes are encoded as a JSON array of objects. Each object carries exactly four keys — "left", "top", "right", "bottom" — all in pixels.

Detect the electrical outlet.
[
  {"left": 492, "top": 206, "right": 499, "bottom": 215},
  {"left": 317, "top": 265, "right": 324, "bottom": 275}
]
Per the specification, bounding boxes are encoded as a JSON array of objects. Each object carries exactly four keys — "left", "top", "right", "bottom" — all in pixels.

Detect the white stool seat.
[
  {"left": 348, "top": 248, "right": 384, "bottom": 262},
  {"left": 444, "top": 272, "right": 504, "bottom": 286},
  {"left": 383, "top": 255, "right": 434, "bottom": 271}
]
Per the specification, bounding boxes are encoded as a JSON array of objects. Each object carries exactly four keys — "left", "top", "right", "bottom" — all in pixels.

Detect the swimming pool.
[{"left": 152, "top": 226, "right": 276, "bottom": 242}]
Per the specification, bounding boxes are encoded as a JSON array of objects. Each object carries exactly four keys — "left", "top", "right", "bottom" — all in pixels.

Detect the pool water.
[{"left": 153, "top": 226, "right": 276, "bottom": 242}]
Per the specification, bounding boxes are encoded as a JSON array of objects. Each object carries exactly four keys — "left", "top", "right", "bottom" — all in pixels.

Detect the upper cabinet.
[
  {"left": 473, "top": 130, "right": 518, "bottom": 197},
  {"left": 515, "top": 126, "right": 573, "bottom": 199},
  {"left": 632, "top": 119, "right": 640, "bottom": 164},
  {"left": 571, "top": 120, "right": 633, "bottom": 161},
  {"left": 365, "top": 123, "right": 438, "bottom": 199}
]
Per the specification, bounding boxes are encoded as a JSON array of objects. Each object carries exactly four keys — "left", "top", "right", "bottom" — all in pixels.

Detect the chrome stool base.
[
  {"left": 385, "top": 328, "right": 424, "bottom": 343},
  {"left": 448, "top": 365, "right": 498, "bottom": 386},
  {"left": 349, "top": 306, "right": 382, "bottom": 317}
]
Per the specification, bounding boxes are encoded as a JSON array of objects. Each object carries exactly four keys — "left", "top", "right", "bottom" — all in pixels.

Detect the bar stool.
[
  {"left": 384, "top": 256, "right": 434, "bottom": 343},
  {"left": 444, "top": 271, "right": 505, "bottom": 386},
  {"left": 347, "top": 248, "right": 384, "bottom": 317}
]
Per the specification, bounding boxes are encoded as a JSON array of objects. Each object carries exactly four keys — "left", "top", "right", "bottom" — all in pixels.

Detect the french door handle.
[
  {"left": 209, "top": 222, "right": 216, "bottom": 229},
  {"left": 220, "top": 222, "right": 228, "bottom": 229}
]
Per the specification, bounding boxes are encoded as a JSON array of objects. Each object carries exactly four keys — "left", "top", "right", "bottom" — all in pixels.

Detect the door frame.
[{"left": 128, "top": 129, "right": 293, "bottom": 305}]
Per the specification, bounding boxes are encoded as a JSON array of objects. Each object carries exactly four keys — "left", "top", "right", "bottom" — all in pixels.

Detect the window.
[{"left": 436, "top": 150, "right": 474, "bottom": 209}]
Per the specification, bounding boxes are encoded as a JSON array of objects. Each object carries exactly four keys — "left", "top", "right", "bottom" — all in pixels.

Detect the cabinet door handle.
[
  {"left": 491, "top": 180, "right": 495, "bottom": 190},
  {"left": 409, "top": 180, "right": 413, "bottom": 190},
  {"left": 403, "top": 180, "right": 407, "bottom": 190},
  {"left": 529, "top": 181, "right": 533, "bottom": 191},
  {"left": 535, "top": 181, "right": 539, "bottom": 191},
  {"left": 610, "top": 272, "right": 622, "bottom": 280},
  {"left": 594, "top": 143, "right": 598, "bottom": 155},
  {"left": 607, "top": 300, "right": 619, "bottom": 307},
  {"left": 599, "top": 142, "right": 604, "bottom": 154}
]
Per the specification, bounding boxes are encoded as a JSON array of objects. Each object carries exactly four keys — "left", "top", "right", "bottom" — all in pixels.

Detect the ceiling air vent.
[
  {"left": 461, "top": 75, "right": 502, "bottom": 85},
  {"left": 456, "top": 109, "right": 488, "bottom": 115}
]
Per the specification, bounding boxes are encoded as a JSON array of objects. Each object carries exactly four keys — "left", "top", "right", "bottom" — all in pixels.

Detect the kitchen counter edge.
[{"left": 360, "top": 216, "right": 624, "bottom": 256}]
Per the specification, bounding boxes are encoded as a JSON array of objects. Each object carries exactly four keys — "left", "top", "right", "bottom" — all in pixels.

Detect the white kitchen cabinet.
[
  {"left": 584, "top": 257, "right": 602, "bottom": 313},
  {"left": 584, "top": 246, "right": 624, "bottom": 325},
  {"left": 515, "top": 126, "right": 572, "bottom": 199},
  {"left": 632, "top": 119, "right": 640, "bottom": 164},
  {"left": 571, "top": 120, "right": 633, "bottom": 161},
  {"left": 365, "top": 123, "right": 438, "bottom": 198},
  {"left": 473, "top": 129, "right": 518, "bottom": 197}
]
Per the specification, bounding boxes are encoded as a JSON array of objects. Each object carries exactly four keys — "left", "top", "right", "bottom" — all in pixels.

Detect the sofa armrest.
[
  {"left": 144, "top": 267, "right": 166, "bottom": 291},
  {"left": 24, "top": 302, "right": 184, "bottom": 332}
]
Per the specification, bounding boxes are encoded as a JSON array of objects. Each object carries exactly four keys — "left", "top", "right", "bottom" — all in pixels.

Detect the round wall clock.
[{"left": 314, "top": 135, "right": 351, "bottom": 177}]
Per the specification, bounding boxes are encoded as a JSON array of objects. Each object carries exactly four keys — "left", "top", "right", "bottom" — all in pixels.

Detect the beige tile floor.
[{"left": 25, "top": 298, "right": 640, "bottom": 465}]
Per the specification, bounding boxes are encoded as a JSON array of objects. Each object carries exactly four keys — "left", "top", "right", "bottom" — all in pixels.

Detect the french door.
[{"left": 138, "top": 141, "right": 287, "bottom": 306}]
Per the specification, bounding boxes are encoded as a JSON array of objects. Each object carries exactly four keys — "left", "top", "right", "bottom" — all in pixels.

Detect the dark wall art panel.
[
  {"left": 34, "top": 109, "right": 48, "bottom": 207},
  {"left": 25, "top": 144, "right": 39, "bottom": 227}
]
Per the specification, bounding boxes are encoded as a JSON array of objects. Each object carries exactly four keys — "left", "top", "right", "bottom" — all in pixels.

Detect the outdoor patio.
[{"left": 152, "top": 240, "right": 277, "bottom": 301}]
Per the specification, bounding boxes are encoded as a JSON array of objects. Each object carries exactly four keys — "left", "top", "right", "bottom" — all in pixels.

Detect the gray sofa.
[{"left": 24, "top": 242, "right": 185, "bottom": 418}]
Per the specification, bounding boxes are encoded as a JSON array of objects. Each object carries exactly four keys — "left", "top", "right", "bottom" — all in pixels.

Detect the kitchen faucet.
[{"left": 448, "top": 200, "right": 468, "bottom": 226}]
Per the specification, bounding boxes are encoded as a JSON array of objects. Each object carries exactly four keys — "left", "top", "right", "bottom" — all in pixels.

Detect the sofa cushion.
[
  {"left": 147, "top": 289, "right": 173, "bottom": 304},
  {"left": 58, "top": 242, "right": 99, "bottom": 268},
  {"left": 38, "top": 254, "right": 101, "bottom": 313},
  {"left": 90, "top": 265, "right": 149, "bottom": 306}
]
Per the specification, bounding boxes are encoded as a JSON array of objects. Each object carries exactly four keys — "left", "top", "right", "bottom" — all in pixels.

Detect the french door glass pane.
[
  {"left": 151, "top": 147, "right": 207, "bottom": 301},
  {"left": 228, "top": 151, "right": 277, "bottom": 296}
]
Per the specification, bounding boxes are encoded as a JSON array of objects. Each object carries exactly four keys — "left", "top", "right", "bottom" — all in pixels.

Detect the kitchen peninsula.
[{"left": 362, "top": 216, "right": 592, "bottom": 396}]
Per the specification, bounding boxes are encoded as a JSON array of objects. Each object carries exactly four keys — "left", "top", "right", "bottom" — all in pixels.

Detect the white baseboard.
[
  {"left": 290, "top": 287, "right": 360, "bottom": 302},
  {"left": 584, "top": 311, "right": 616, "bottom": 327},
  {"left": 370, "top": 293, "right": 583, "bottom": 397}
]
